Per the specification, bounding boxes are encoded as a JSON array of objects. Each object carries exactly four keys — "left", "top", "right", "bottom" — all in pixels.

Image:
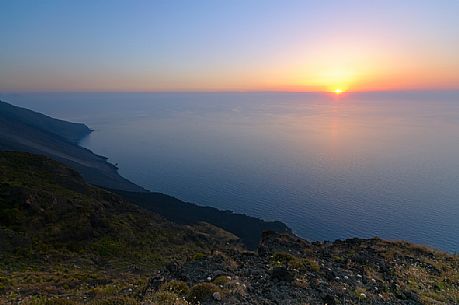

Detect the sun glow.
[{"left": 334, "top": 88, "right": 343, "bottom": 94}]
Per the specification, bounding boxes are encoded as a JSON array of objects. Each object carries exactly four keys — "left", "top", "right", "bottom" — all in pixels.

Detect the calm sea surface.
[{"left": 3, "top": 92, "right": 459, "bottom": 252}]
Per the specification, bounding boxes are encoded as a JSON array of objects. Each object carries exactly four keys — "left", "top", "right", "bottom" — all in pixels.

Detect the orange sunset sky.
[{"left": 1, "top": 1, "right": 458, "bottom": 92}]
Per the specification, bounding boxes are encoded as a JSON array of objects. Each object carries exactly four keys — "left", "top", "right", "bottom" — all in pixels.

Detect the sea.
[{"left": 2, "top": 91, "right": 458, "bottom": 252}]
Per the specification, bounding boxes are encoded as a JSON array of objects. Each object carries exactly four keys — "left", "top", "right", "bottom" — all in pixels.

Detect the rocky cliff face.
[{"left": 1, "top": 152, "right": 457, "bottom": 305}]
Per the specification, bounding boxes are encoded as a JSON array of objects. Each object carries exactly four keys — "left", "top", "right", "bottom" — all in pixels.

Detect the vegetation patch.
[
  {"left": 186, "top": 283, "right": 221, "bottom": 303},
  {"left": 160, "top": 280, "right": 190, "bottom": 296},
  {"left": 147, "top": 291, "right": 189, "bottom": 305}
]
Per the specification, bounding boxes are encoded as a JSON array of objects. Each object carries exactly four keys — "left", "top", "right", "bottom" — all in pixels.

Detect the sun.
[{"left": 334, "top": 88, "right": 343, "bottom": 94}]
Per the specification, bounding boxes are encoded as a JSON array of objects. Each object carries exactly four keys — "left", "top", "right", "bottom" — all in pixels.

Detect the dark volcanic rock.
[
  {"left": 270, "top": 267, "right": 294, "bottom": 282},
  {"left": 153, "top": 233, "right": 458, "bottom": 305}
]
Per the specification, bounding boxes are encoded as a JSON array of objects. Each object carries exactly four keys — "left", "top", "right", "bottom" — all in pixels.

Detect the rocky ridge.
[{"left": 142, "top": 232, "right": 458, "bottom": 304}]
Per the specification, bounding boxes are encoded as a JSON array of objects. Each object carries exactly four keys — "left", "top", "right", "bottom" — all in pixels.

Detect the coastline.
[{"left": 0, "top": 99, "right": 292, "bottom": 248}]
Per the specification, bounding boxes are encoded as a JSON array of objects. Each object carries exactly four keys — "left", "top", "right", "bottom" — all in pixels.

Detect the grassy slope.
[{"left": 0, "top": 152, "right": 238, "bottom": 304}]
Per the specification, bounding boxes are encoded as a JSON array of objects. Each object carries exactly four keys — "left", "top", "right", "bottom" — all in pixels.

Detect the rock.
[
  {"left": 135, "top": 232, "right": 456, "bottom": 304},
  {"left": 403, "top": 290, "right": 421, "bottom": 302},
  {"left": 147, "top": 275, "right": 164, "bottom": 292},
  {"left": 270, "top": 267, "right": 294, "bottom": 282},
  {"left": 213, "top": 291, "right": 222, "bottom": 301},
  {"left": 166, "top": 261, "right": 180, "bottom": 274},
  {"left": 323, "top": 294, "right": 336, "bottom": 305},
  {"left": 212, "top": 270, "right": 228, "bottom": 278}
]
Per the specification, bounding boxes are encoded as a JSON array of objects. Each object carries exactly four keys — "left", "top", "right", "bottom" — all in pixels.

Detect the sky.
[{"left": 1, "top": 0, "right": 458, "bottom": 92}]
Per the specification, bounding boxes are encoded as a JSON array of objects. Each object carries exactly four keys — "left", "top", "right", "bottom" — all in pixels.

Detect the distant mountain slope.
[
  {"left": 114, "top": 189, "right": 291, "bottom": 250},
  {"left": 0, "top": 100, "right": 144, "bottom": 191},
  {"left": 0, "top": 100, "right": 91, "bottom": 143}
]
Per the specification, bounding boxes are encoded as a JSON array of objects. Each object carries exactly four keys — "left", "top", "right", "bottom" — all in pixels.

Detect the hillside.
[
  {"left": 113, "top": 190, "right": 290, "bottom": 250},
  {"left": 1, "top": 152, "right": 457, "bottom": 305},
  {"left": 0, "top": 100, "right": 144, "bottom": 192},
  {"left": 0, "top": 100, "right": 91, "bottom": 143},
  {"left": 0, "top": 152, "right": 239, "bottom": 264},
  {"left": 0, "top": 152, "right": 239, "bottom": 303}
]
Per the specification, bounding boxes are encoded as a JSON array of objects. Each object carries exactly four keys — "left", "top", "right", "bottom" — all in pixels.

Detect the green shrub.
[
  {"left": 273, "top": 251, "right": 293, "bottom": 260},
  {"left": 21, "top": 296, "right": 78, "bottom": 305},
  {"left": 213, "top": 275, "right": 231, "bottom": 286},
  {"left": 332, "top": 255, "right": 345, "bottom": 263},
  {"left": 89, "top": 296, "right": 139, "bottom": 305},
  {"left": 304, "top": 258, "right": 320, "bottom": 272},
  {"left": 271, "top": 252, "right": 304, "bottom": 269},
  {"left": 192, "top": 252, "right": 206, "bottom": 261},
  {"left": 187, "top": 282, "right": 221, "bottom": 303},
  {"left": 0, "top": 275, "right": 9, "bottom": 293},
  {"left": 91, "top": 238, "right": 123, "bottom": 257},
  {"left": 148, "top": 291, "right": 189, "bottom": 305},
  {"left": 91, "top": 285, "right": 118, "bottom": 297},
  {"left": 355, "top": 287, "right": 367, "bottom": 300},
  {"left": 160, "top": 280, "right": 190, "bottom": 296}
]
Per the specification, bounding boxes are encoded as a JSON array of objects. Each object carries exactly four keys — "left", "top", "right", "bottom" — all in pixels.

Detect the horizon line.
[{"left": 2, "top": 88, "right": 459, "bottom": 95}]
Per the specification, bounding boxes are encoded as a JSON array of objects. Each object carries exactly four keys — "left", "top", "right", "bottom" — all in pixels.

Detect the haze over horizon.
[{"left": 1, "top": 0, "right": 459, "bottom": 93}]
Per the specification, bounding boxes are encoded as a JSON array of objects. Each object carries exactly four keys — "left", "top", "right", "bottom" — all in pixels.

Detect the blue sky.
[{"left": 1, "top": 0, "right": 458, "bottom": 91}]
